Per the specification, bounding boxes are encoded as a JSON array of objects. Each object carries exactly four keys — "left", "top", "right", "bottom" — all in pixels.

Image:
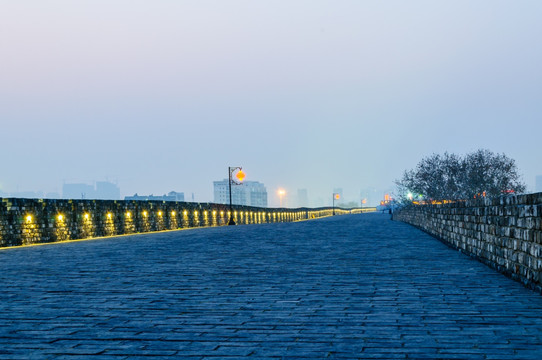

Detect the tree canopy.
[{"left": 396, "top": 149, "right": 526, "bottom": 201}]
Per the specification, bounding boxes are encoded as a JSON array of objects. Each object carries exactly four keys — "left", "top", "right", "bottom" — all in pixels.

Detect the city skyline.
[{"left": 1, "top": 1, "right": 541, "bottom": 205}]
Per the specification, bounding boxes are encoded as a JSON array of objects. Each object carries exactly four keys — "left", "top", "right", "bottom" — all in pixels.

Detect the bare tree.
[
  {"left": 463, "top": 149, "right": 525, "bottom": 198},
  {"left": 396, "top": 149, "right": 525, "bottom": 201}
]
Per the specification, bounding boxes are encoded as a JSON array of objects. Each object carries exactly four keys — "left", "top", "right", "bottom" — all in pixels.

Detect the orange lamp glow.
[
  {"left": 334, "top": 194, "right": 340, "bottom": 200},
  {"left": 236, "top": 169, "right": 245, "bottom": 182}
]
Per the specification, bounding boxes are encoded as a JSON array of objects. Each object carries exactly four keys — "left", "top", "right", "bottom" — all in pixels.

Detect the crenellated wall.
[
  {"left": 393, "top": 193, "right": 542, "bottom": 293},
  {"left": 0, "top": 198, "right": 371, "bottom": 248}
]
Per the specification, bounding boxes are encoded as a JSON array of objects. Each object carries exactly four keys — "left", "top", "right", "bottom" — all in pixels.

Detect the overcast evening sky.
[{"left": 1, "top": 0, "right": 541, "bottom": 206}]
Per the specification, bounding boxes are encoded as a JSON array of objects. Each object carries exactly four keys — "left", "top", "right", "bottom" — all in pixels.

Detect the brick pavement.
[{"left": 0, "top": 213, "right": 541, "bottom": 359}]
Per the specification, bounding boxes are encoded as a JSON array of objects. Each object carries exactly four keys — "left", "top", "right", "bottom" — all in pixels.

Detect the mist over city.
[{"left": 2, "top": 1, "right": 541, "bottom": 207}]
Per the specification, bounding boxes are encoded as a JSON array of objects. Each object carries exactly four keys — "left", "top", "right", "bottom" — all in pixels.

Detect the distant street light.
[
  {"left": 333, "top": 193, "right": 340, "bottom": 215},
  {"left": 277, "top": 188, "right": 286, "bottom": 207},
  {"left": 228, "top": 166, "right": 245, "bottom": 225}
]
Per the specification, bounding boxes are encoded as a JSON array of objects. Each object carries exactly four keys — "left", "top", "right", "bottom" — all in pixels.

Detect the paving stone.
[{"left": 0, "top": 213, "right": 541, "bottom": 358}]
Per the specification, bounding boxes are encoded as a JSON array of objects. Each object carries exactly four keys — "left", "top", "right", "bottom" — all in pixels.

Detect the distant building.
[
  {"left": 360, "top": 188, "right": 380, "bottom": 208},
  {"left": 536, "top": 175, "right": 542, "bottom": 193},
  {"left": 63, "top": 181, "right": 120, "bottom": 200},
  {"left": 95, "top": 181, "right": 121, "bottom": 200},
  {"left": 297, "top": 189, "right": 309, "bottom": 207},
  {"left": 63, "top": 183, "right": 94, "bottom": 199},
  {"left": 213, "top": 180, "right": 267, "bottom": 207},
  {"left": 125, "top": 191, "right": 185, "bottom": 202}
]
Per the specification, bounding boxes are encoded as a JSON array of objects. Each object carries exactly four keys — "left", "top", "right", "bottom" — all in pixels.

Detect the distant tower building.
[
  {"left": 63, "top": 183, "right": 96, "bottom": 199},
  {"left": 95, "top": 181, "right": 121, "bottom": 200},
  {"left": 167, "top": 191, "right": 185, "bottom": 201},
  {"left": 213, "top": 180, "right": 267, "bottom": 207},
  {"left": 360, "top": 188, "right": 379, "bottom": 207},
  {"left": 63, "top": 181, "right": 120, "bottom": 200},
  {"left": 297, "top": 189, "right": 309, "bottom": 207},
  {"left": 536, "top": 175, "right": 542, "bottom": 193}
]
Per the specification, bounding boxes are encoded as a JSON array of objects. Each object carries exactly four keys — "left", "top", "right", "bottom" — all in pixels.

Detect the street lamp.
[
  {"left": 228, "top": 166, "right": 245, "bottom": 225},
  {"left": 277, "top": 188, "right": 286, "bottom": 207},
  {"left": 333, "top": 193, "right": 340, "bottom": 215}
]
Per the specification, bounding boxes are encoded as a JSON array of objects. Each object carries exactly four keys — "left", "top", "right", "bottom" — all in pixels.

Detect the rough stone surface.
[
  {"left": 1, "top": 213, "right": 541, "bottom": 359},
  {"left": 393, "top": 193, "right": 542, "bottom": 293},
  {"left": 0, "top": 198, "right": 361, "bottom": 247}
]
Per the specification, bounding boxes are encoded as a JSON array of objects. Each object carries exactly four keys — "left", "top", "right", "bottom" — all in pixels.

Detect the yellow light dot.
[
  {"left": 143, "top": 211, "right": 148, "bottom": 217},
  {"left": 57, "top": 214, "right": 63, "bottom": 221},
  {"left": 171, "top": 211, "right": 176, "bottom": 216},
  {"left": 194, "top": 211, "right": 198, "bottom": 216},
  {"left": 107, "top": 213, "right": 112, "bottom": 219},
  {"left": 158, "top": 211, "right": 162, "bottom": 216},
  {"left": 126, "top": 212, "right": 131, "bottom": 218},
  {"left": 212, "top": 210, "right": 217, "bottom": 216},
  {"left": 26, "top": 215, "right": 32, "bottom": 223},
  {"left": 183, "top": 210, "right": 188, "bottom": 216},
  {"left": 84, "top": 213, "right": 89, "bottom": 220},
  {"left": 220, "top": 211, "right": 224, "bottom": 216}
]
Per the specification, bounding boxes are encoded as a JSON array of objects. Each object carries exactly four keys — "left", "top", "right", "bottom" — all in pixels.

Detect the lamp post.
[
  {"left": 228, "top": 166, "right": 245, "bottom": 225},
  {"left": 333, "top": 193, "right": 340, "bottom": 215}
]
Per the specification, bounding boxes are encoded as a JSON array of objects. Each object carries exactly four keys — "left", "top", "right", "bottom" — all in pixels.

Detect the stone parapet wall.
[
  {"left": 393, "top": 193, "right": 542, "bottom": 292},
  {"left": 0, "top": 198, "right": 371, "bottom": 248}
]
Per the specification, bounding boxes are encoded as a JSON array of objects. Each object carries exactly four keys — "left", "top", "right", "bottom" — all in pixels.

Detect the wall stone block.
[
  {"left": 394, "top": 193, "right": 542, "bottom": 293},
  {"left": 0, "top": 198, "right": 365, "bottom": 249}
]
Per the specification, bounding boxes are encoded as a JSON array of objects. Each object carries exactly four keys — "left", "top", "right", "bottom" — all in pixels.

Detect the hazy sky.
[{"left": 1, "top": 1, "right": 541, "bottom": 206}]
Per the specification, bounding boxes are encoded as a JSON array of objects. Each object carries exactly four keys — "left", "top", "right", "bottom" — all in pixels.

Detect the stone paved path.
[{"left": 1, "top": 213, "right": 542, "bottom": 359}]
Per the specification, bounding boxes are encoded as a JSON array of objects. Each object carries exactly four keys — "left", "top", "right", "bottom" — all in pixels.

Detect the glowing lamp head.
[
  {"left": 57, "top": 214, "right": 64, "bottom": 221},
  {"left": 334, "top": 194, "right": 340, "bottom": 200},
  {"left": 236, "top": 169, "right": 245, "bottom": 183},
  {"left": 26, "top": 215, "right": 32, "bottom": 223}
]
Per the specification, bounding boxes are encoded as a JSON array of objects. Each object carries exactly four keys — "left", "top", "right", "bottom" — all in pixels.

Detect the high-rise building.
[
  {"left": 213, "top": 180, "right": 267, "bottom": 207},
  {"left": 360, "top": 188, "right": 381, "bottom": 208},
  {"left": 63, "top": 183, "right": 96, "bottom": 199},
  {"left": 95, "top": 181, "right": 121, "bottom": 200},
  {"left": 63, "top": 181, "right": 120, "bottom": 200},
  {"left": 536, "top": 175, "right": 542, "bottom": 193},
  {"left": 297, "top": 189, "right": 309, "bottom": 207}
]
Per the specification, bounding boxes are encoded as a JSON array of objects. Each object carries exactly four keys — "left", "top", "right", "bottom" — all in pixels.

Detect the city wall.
[
  {"left": 393, "top": 193, "right": 542, "bottom": 292},
  {"left": 0, "top": 198, "right": 370, "bottom": 248}
]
